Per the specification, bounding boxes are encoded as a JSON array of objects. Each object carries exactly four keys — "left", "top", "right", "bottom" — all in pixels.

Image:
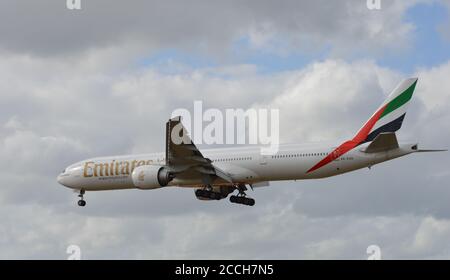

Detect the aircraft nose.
[{"left": 57, "top": 173, "right": 69, "bottom": 187}]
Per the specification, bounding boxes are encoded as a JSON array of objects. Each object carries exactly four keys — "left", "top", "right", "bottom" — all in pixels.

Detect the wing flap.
[{"left": 166, "top": 116, "right": 234, "bottom": 184}]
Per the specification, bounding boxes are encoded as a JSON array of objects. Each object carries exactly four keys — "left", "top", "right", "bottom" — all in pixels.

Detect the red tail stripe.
[{"left": 306, "top": 104, "right": 387, "bottom": 173}]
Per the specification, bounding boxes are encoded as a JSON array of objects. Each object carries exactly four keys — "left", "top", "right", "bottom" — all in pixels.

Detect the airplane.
[{"left": 57, "top": 77, "right": 445, "bottom": 207}]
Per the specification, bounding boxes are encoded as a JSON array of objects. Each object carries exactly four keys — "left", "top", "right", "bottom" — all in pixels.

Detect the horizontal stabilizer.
[
  {"left": 364, "top": 132, "right": 399, "bottom": 153},
  {"left": 416, "top": 149, "right": 448, "bottom": 153}
]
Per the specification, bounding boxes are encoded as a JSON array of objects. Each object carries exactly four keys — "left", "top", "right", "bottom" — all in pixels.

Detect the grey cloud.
[
  {"left": 4, "top": 200, "right": 450, "bottom": 259},
  {"left": 292, "top": 155, "right": 450, "bottom": 219},
  {"left": 0, "top": 0, "right": 419, "bottom": 57}
]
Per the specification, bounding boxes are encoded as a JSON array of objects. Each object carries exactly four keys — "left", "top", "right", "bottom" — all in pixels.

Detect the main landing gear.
[
  {"left": 195, "top": 186, "right": 224, "bottom": 200},
  {"left": 77, "top": 189, "right": 86, "bottom": 207},
  {"left": 194, "top": 184, "right": 256, "bottom": 206},
  {"left": 229, "top": 184, "right": 255, "bottom": 206}
]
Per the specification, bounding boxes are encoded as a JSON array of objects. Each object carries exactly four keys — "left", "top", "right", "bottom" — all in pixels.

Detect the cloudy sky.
[{"left": 0, "top": 0, "right": 450, "bottom": 259}]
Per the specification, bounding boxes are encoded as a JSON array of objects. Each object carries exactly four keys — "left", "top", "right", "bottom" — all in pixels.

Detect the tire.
[
  {"left": 209, "top": 192, "right": 221, "bottom": 200},
  {"left": 245, "top": 198, "right": 255, "bottom": 206},
  {"left": 195, "top": 189, "right": 207, "bottom": 198}
]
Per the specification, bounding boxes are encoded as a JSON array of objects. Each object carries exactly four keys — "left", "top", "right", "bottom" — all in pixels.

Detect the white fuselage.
[{"left": 57, "top": 142, "right": 417, "bottom": 191}]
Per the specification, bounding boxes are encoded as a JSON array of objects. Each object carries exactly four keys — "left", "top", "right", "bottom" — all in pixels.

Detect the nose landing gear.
[{"left": 77, "top": 189, "right": 86, "bottom": 207}]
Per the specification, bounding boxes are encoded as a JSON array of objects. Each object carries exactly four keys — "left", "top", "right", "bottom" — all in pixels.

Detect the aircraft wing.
[
  {"left": 165, "top": 116, "right": 233, "bottom": 184},
  {"left": 363, "top": 132, "right": 399, "bottom": 153}
]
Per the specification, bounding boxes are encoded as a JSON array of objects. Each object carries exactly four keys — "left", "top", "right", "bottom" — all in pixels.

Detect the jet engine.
[{"left": 131, "top": 165, "right": 174, "bottom": 189}]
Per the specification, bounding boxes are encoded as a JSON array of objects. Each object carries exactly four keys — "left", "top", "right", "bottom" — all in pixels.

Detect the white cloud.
[{"left": 408, "top": 216, "right": 450, "bottom": 258}]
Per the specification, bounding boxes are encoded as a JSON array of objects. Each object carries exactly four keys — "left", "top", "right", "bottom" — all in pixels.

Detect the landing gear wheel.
[
  {"left": 208, "top": 191, "right": 222, "bottom": 200},
  {"left": 77, "top": 189, "right": 86, "bottom": 207},
  {"left": 195, "top": 188, "right": 223, "bottom": 200},
  {"left": 195, "top": 189, "right": 204, "bottom": 197},
  {"left": 229, "top": 184, "right": 255, "bottom": 206},
  {"left": 245, "top": 198, "right": 255, "bottom": 206},
  {"left": 230, "top": 195, "right": 255, "bottom": 206}
]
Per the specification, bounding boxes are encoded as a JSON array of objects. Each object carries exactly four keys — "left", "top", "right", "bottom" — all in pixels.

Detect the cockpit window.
[{"left": 62, "top": 169, "right": 66, "bottom": 173}]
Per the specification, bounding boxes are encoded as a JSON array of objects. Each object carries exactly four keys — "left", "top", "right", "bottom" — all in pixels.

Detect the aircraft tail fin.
[{"left": 352, "top": 78, "right": 418, "bottom": 145}]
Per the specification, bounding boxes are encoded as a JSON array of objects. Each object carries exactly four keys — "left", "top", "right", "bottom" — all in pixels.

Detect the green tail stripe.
[{"left": 380, "top": 80, "right": 417, "bottom": 119}]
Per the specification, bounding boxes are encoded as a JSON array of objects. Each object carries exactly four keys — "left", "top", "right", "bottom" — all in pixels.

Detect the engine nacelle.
[{"left": 131, "top": 165, "right": 174, "bottom": 189}]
